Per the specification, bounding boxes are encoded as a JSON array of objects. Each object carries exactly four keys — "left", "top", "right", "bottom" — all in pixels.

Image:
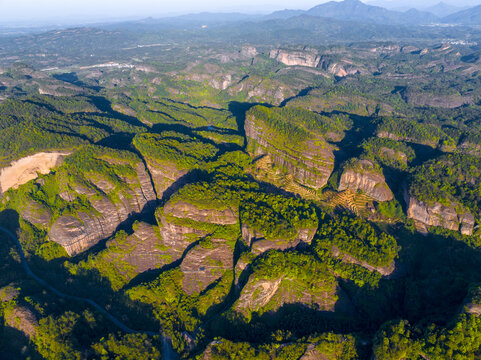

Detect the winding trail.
[{"left": 0, "top": 226, "right": 177, "bottom": 359}]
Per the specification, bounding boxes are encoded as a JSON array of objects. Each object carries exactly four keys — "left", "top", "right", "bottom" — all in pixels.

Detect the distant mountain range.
[
  {"left": 265, "top": 0, "right": 481, "bottom": 26},
  {"left": 443, "top": 4, "right": 481, "bottom": 24},
  {"left": 99, "top": 0, "right": 481, "bottom": 33},
  {"left": 424, "top": 2, "right": 468, "bottom": 17}
]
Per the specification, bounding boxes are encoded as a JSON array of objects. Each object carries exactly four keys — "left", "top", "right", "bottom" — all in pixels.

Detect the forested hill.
[{"left": 2, "top": 10, "right": 481, "bottom": 360}]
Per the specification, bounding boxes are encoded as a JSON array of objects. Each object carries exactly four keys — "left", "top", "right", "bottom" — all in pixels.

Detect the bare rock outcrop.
[
  {"left": 269, "top": 49, "right": 360, "bottom": 78},
  {"left": 235, "top": 275, "right": 337, "bottom": 318},
  {"left": 227, "top": 75, "right": 295, "bottom": 105},
  {"left": 401, "top": 89, "right": 473, "bottom": 109},
  {"left": 242, "top": 223, "right": 316, "bottom": 254},
  {"left": 270, "top": 49, "right": 321, "bottom": 68},
  {"left": 338, "top": 160, "right": 393, "bottom": 202},
  {"left": 240, "top": 45, "right": 258, "bottom": 58},
  {"left": 49, "top": 162, "right": 156, "bottom": 256},
  {"left": 5, "top": 306, "right": 39, "bottom": 338},
  {"left": 180, "top": 238, "right": 234, "bottom": 295},
  {"left": 405, "top": 192, "right": 475, "bottom": 235},
  {"left": 144, "top": 159, "right": 188, "bottom": 197},
  {"left": 156, "top": 199, "right": 239, "bottom": 279},
  {"left": 107, "top": 222, "right": 175, "bottom": 276},
  {"left": 245, "top": 114, "right": 335, "bottom": 190}
]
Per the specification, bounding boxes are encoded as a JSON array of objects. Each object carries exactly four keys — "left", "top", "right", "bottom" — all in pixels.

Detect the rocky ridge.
[
  {"left": 269, "top": 49, "right": 360, "bottom": 77},
  {"left": 405, "top": 191, "right": 475, "bottom": 235},
  {"left": 338, "top": 159, "right": 393, "bottom": 202},
  {"left": 245, "top": 113, "right": 335, "bottom": 190}
]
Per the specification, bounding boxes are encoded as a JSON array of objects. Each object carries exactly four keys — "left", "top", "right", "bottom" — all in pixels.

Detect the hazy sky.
[
  {"left": 1, "top": 0, "right": 480, "bottom": 25},
  {"left": 0, "top": 0, "right": 328, "bottom": 23}
]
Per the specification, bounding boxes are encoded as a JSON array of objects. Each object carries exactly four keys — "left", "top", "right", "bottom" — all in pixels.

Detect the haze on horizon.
[{"left": 0, "top": 0, "right": 480, "bottom": 25}]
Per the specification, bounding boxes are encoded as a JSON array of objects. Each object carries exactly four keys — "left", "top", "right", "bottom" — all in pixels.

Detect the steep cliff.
[
  {"left": 66, "top": 222, "right": 174, "bottom": 290},
  {"left": 405, "top": 192, "right": 475, "bottom": 235},
  {"left": 269, "top": 49, "right": 361, "bottom": 77},
  {"left": 133, "top": 131, "right": 219, "bottom": 196},
  {"left": 234, "top": 251, "right": 339, "bottom": 320},
  {"left": 407, "top": 154, "right": 481, "bottom": 236},
  {"left": 245, "top": 106, "right": 337, "bottom": 192},
  {"left": 155, "top": 175, "right": 319, "bottom": 293},
  {"left": 269, "top": 49, "right": 322, "bottom": 68},
  {"left": 180, "top": 237, "right": 235, "bottom": 295},
  {"left": 6, "top": 145, "right": 156, "bottom": 256},
  {"left": 338, "top": 159, "right": 393, "bottom": 202},
  {"left": 155, "top": 186, "right": 239, "bottom": 294},
  {"left": 243, "top": 223, "right": 316, "bottom": 255}
]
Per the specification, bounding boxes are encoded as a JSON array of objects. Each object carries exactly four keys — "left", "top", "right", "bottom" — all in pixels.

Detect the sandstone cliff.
[
  {"left": 269, "top": 49, "right": 361, "bottom": 77},
  {"left": 180, "top": 238, "right": 234, "bottom": 294},
  {"left": 242, "top": 223, "right": 316, "bottom": 255},
  {"left": 338, "top": 159, "right": 393, "bottom": 202},
  {"left": 245, "top": 113, "right": 335, "bottom": 191},
  {"left": 156, "top": 198, "right": 239, "bottom": 295},
  {"left": 405, "top": 191, "right": 475, "bottom": 236},
  {"left": 9, "top": 146, "right": 157, "bottom": 256},
  {"left": 234, "top": 255, "right": 339, "bottom": 320},
  {"left": 269, "top": 49, "right": 322, "bottom": 68},
  {"left": 155, "top": 178, "right": 319, "bottom": 294},
  {"left": 4, "top": 306, "right": 38, "bottom": 338},
  {"left": 50, "top": 161, "right": 156, "bottom": 255},
  {"left": 227, "top": 75, "right": 296, "bottom": 105}
]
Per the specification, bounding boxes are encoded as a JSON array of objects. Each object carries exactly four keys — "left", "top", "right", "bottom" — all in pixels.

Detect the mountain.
[
  {"left": 425, "top": 2, "right": 467, "bottom": 17},
  {"left": 267, "top": 0, "right": 438, "bottom": 25},
  {"left": 264, "top": 9, "right": 305, "bottom": 20},
  {"left": 443, "top": 4, "right": 481, "bottom": 24}
]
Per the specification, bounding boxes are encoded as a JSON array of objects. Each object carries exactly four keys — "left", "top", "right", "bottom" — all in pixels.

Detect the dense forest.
[{"left": 3, "top": 3, "right": 481, "bottom": 359}]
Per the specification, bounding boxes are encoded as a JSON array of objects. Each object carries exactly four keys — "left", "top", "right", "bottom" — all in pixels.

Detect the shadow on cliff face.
[
  {"left": 0, "top": 209, "right": 20, "bottom": 235},
  {"left": 328, "top": 111, "right": 378, "bottom": 173},
  {"left": 336, "top": 226, "right": 481, "bottom": 330},
  {"left": 207, "top": 299, "right": 364, "bottom": 346},
  {"left": 0, "top": 325, "right": 41, "bottom": 360},
  {"left": 96, "top": 132, "right": 136, "bottom": 150},
  {"left": 88, "top": 95, "right": 147, "bottom": 128},
  {"left": 0, "top": 210, "right": 22, "bottom": 287},
  {"left": 159, "top": 169, "right": 208, "bottom": 205},
  {"left": 53, "top": 72, "right": 102, "bottom": 92},
  {"left": 228, "top": 101, "right": 270, "bottom": 149},
  {"left": 279, "top": 86, "right": 313, "bottom": 107},
  {"left": 30, "top": 249, "right": 162, "bottom": 333}
]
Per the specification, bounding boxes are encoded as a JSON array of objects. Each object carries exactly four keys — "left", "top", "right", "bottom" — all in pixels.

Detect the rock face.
[
  {"left": 143, "top": 159, "right": 187, "bottom": 197},
  {"left": 50, "top": 162, "right": 156, "bottom": 256},
  {"left": 269, "top": 49, "right": 360, "bottom": 77},
  {"left": 338, "top": 160, "right": 393, "bottom": 202},
  {"left": 332, "top": 246, "right": 395, "bottom": 276},
  {"left": 107, "top": 222, "right": 174, "bottom": 275},
  {"left": 157, "top": 184, "right": 319, "bottom": 294},
  {"left": 299, "top": 344, "right": 324, "bottom": 360},
  {"left": 240, "top": 45, "right": 258, "bottom": 58},
  {"left": 245, "top": 114, "right": 335, "bottom": 190},
  {"left": 401, "top": 89, "right": 473, "bottom": 109},
  {"left": 5, "top": 306, "right": 38, "bottom": 338},
  {"left": 227, "top": 75, "right": 295, "bottom": 105},
  {"left": 157, "top": 200, "right": 238, "bottom": 259},
  {"left": 156, "top": 199, "right": 239, "bottom": 295},
  {"left": 235, "top": 274, "right": 337, "bottom": 318},
  {"left": 405, "top": 192, "right": 475, "bottom": 235},
  {"left": 270, "top": 49, "right": 321, "bottom": 68},
  {"left": 242, "top": 223, "right": 316, "bottom": 255},
  {"left": 180, "top": 238, "right": 234, "bottom": 294}
]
